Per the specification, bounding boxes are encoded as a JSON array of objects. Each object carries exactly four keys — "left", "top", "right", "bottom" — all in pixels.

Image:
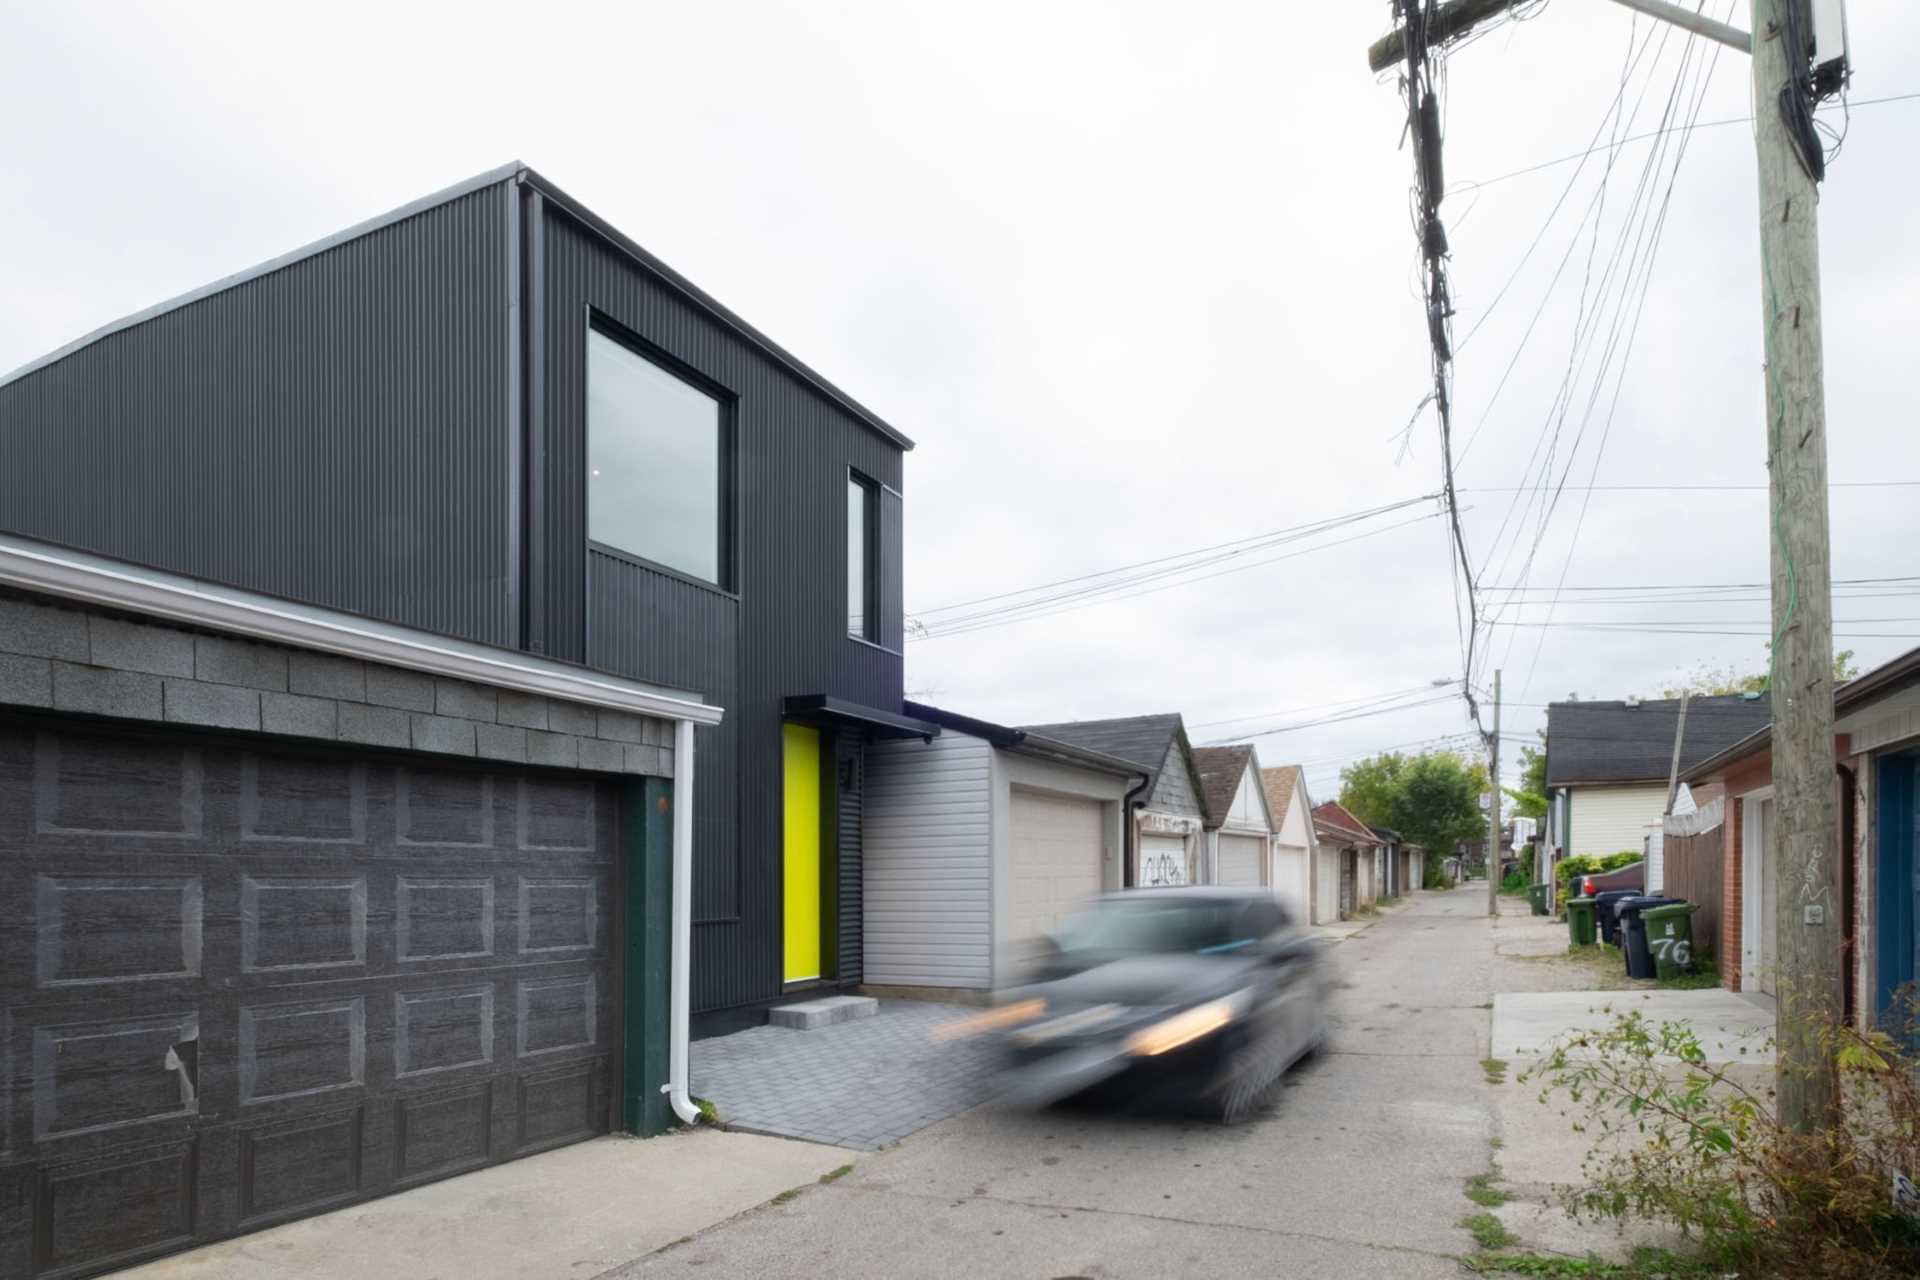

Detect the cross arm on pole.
[{"left": 1366, "top": 0, "right": 1750, "bottom": 75}]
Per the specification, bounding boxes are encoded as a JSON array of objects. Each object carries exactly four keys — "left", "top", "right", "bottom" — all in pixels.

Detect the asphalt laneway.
[{"left": 613, "top": 885, "right": 1504, "bottom": 1279}]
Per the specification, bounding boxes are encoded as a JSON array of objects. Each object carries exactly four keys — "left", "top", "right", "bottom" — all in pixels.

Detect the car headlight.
[
  {"left": 1123, "top": 996, "right": 1237, "bottom": 1057},
  {"left": 931, "top": 997, "right": 1046, "bottom": 1041}
]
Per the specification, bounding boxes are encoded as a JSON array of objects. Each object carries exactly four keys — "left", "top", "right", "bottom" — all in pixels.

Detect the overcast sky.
[{"left": 4, "top": 2, "right": 1915, "bottom": 801}]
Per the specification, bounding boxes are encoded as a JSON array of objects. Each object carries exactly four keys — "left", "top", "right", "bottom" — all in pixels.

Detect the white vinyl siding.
[
  {"left": 1567, "top": 783, "right": 1668, "bottom": 859},
  {"left": 1217, "top": 832, "right": 1265, "bottom": 886},
  {"left": 864, "top": 734, "right": 993, "bottom": 987}
]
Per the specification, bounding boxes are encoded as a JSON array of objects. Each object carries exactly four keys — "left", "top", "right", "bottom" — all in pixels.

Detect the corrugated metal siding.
[
  {"left": 0, "top": 186, "right": 515, "bottom": 646},
  {"left": 837, "top": 734, "right": 864, "bottom": 985},
  {"left": 1569, "top": 783, "right": 1667, "bottom": 859},
  {"left": 544, "top": 210, "right": 905, "bottom": 1012},
  {"left": 588, "top": 550, "right": 739, "bottom": 923},
  {"left": 864, "top": 734, "right": 992, "bottom": 988}
]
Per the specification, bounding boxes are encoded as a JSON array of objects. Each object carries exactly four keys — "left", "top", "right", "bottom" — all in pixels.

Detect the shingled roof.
[
  {"left": 1021, "top": 712, "right": 1196, "bottom": 797},
  {"left": 1261, "top": 764, "right": 1305, "bottom": 831},
  {"left": 1190, "top": 744, "right": 1259, "bottom": 828},
  {"left": 1313, "top": 800, "right": 1378, "bottom": 847},
  {"left": 1545, "top": 695, "right": 1772, "bottom": 786}
]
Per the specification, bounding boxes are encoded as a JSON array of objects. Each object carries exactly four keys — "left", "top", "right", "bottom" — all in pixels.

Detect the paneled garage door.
[
  {"left": 1216, "top": 833, "right": 1265, "bottom": 887},
  {"left": 1008, "top": 788, "right": 1104, "bottom": 943},
  {"left": 0, "top": 719, "right": 620, "bottom": 1279}
]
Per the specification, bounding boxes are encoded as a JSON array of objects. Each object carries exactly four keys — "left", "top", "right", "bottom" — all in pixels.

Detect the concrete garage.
[
  {"left": 0, "top": 565, "right": 717, "bottom": 1280},
  {"left": 861, "top": 704, "right": 1142, "bottom": 990}
]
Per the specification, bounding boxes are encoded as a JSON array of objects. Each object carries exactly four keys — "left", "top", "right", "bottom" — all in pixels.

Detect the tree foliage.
[
  {"left": 1338, "top": 750, "right": 1489, "bottom": 856},
  {"left": 1504, "top": 729, "right": 1549, "bottom": 821},
  {"left": 1659, "top": 649, "right": 1858, "bottom": 698}
]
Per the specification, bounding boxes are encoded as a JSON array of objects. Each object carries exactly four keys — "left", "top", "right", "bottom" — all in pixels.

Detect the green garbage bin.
[
  {"left": 1528, "top": 884, "right": 1549, "bottom": 916},
  {"left": 1566, "top": 895, "right": 1597, "bottom": 947},
  {"left": 1642, "top": 901, "right": 1700, "bottom": 979}
]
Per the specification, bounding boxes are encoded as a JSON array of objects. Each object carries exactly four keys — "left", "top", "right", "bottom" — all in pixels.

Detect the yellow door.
[{"left": 783, "top": 724, "right": 823, "bottom": 982}]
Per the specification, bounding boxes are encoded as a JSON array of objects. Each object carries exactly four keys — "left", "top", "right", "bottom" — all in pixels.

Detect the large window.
[
  {"left": 848, "top": 471, "right": 877, "bottom": 640},
  {"left": 588, "top": 328, "right": 728, "bottom": 586}
]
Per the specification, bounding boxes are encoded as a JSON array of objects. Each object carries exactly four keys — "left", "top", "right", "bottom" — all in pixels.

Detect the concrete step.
[{"left": 768, "top": 995, "right": 879, "bottom": 1030}]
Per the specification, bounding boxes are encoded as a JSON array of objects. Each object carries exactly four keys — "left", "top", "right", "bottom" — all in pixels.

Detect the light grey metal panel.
[{"left": 862, "top": 733, "right": 993, "bottom": 988}]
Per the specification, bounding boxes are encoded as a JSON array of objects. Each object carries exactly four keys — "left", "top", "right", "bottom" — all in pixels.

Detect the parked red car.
[{"left": 1579, "top": 861, "right": 1645, "bottom": 897}]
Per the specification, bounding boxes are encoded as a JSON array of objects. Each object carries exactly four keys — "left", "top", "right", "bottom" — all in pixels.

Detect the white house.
[{"left": 861, "top": 703, "right": 1144, "bottom": 991}]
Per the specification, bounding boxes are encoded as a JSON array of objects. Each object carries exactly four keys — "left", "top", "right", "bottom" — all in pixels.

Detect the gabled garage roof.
[
  {"left": 1020, "top": 712, "right": 1198, "bottom": 797},
  {"left": 1191, "top": 744, "right": 1259, "bottom": 829}
]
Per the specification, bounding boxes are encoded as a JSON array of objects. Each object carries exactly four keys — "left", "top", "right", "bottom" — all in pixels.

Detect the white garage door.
[
  {"left": 1217, "top": 833, "right": 1265, "bottom": 887},
  {"left": 1138, "top": 833, "right": 1189, "bottom": 887},
  {"left": 1314, "top": 846, "right": 1342, "bottom": 924},
  {"left": 1010, "top": 788, "right": 1106, "bottom": 942},
  {"left": 1272, "top": 845, "right": 1308, "bottom": 918}
]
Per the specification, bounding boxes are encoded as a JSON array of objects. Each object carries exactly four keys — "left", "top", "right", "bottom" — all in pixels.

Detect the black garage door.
[{"left": 0, "top": 717, "right": 621, "bottom": 1278}]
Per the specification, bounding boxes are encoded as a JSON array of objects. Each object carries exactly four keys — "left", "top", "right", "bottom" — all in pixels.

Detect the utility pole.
[
  {"left": 1487, "top": 669, "right": 1501, "bottom": 917},
  {"left": 1749, "top": 0, "right": 1840, "bottom": 1133},
  {"left": 1662, "top": 691, "right": 1692, "bottom": 818},
  {"left": 1365, "top": 0, "right": 1845, "bottom": 1129}
]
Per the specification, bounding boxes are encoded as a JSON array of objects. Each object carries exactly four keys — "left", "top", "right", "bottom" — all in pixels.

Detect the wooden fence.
[{"left": 1662, "top": 816, "right": 1725, "bottom": 963}]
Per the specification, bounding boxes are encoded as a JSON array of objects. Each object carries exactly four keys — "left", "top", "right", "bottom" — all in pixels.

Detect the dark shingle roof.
[
  {"left": 1545, "top": 695, "right": 1772, "bottom": 786},
  {"left": 1020, "top": 712, "right": 1191, "bottom": 795},
  {"left": 1190, "top": 745, "right": 1257, "bottom": 828}
]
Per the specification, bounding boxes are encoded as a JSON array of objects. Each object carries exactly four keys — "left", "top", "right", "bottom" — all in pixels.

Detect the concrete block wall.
[{"left": 0, "top": 591, "right": 675, "bottom": 775}]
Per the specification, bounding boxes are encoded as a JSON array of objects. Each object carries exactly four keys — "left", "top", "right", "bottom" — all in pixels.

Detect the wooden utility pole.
[
  {"left": 1662, "top": 692, "right": 1692, "bottom": 817},
  {"left": 1487, "top": 669, "right": 1501, "bottom": 917},
  {"left": 1365, "top": 0, "right": 1843, "bottom": 1129},
  {"left": 1750, "top": 0, "right": 1840, "bottom": 1133}
]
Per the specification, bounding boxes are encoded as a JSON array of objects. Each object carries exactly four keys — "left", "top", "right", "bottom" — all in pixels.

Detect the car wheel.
[{"left": 1214, "top": 1032, "right": 1281, "bottom": 1124}]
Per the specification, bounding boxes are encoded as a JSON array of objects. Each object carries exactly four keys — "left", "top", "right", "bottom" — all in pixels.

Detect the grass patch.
[
  {"left": 1465, "top": 1246, "right": 1715, "bottom": 1277},
  {"left": 770, "top": 1186, "right": 805, "bottom": 1206},
  {"left": 1480, "top": 1057, "right": 1509, "bottom": 1085},
  {"left": 692, "top": 1095, "right": 720, "bottom": 1124},
  {"left": 1489, "top": 1136, "right": 1504, "bottom": 1150},
  {"left": 818, "top": 1163, "right": 854, "bottom": 1184},
  {"left": 1465, "top": 1170, "right": 1509, "bottom": 1208},
  {"left": 1459, "top": 1212, "right": 1514, "bottom": 1251},
  {"left": 1654, "top": 958, "right": 1721, "bottom": 991}
]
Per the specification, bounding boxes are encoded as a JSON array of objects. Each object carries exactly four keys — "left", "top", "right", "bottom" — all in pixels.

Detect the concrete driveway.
[
  {"left": 1492, "top": 987, "right": 1776, "bottom": 1063},
  {"left": 610, "top": 888, "right": 1504, "bottom": 1279},
  {"left": 112, "top": 1130, "right": 846, "bottom": 1280}
]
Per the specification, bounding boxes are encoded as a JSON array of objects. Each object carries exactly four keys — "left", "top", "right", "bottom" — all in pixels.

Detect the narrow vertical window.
[
  {"left": 587, "top": 328, "right": 728, "bottom": 587},
  {"left": 847, "top": 472, "right": 876, "bottom": 640}
]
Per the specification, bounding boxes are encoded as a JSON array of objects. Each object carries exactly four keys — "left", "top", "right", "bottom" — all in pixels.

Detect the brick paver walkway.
[{"left": 690, "top": 1001, "right": 998, "bottom": 1149}]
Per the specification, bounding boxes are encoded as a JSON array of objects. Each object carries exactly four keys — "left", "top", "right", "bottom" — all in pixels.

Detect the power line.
[
  {"left": 1203, "top": 691, "right": 1463, "bottom": 745},
  {"left": 911, "top": 506, "right": 1443, "bottom": 641},
  {"left": 1188, "top": 682, "right": 1455, "bottom": 730},
  {"left": 1451, "top": 91, "right": 1920, "bottom": 195},
  {"left": 1462, "top": 480, "right": 1920, "bottom": 492}
]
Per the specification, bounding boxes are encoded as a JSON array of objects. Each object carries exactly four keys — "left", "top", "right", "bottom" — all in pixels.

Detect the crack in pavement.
[{"left": 816, "top": 1179, "right": 1468, "bottom": 1264}]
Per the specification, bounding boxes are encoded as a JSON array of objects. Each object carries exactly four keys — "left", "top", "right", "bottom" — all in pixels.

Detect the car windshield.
[{"left": 1053, "top": 899, "right": 1253, "bottom": 956}]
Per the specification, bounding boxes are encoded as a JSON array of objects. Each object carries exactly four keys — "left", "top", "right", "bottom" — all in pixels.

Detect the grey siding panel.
[
  {"left": 864, "top": 734, "right": 992, "bottom": 988},
  {"left": 0, "top": 187, "right": 514, "bottom": 646},
  {"left": 545, "top": 213, "right": 904, "bottom": 1013},
  {"left": 1148, "top": 740, "right": 1204, "bottom": 819},
  {"left": 837, "top": 734, "right": 864, "bottom": 985}
]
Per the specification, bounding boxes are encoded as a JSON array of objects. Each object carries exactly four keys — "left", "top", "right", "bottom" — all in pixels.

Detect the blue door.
[{"left": 1876, "top": 754, "right": 1919, "bottom": 1032}]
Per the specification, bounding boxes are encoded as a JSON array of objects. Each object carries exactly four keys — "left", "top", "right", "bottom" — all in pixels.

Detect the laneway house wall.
[{"left": 1569, "top": 782, "right": 1669, "bottom": 858}]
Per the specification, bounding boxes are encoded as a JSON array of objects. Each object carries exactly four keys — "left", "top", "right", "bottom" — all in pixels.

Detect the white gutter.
[
  {"left": 0, "top": 533, "right": 722, "bottom": 726},
  {"left": 666, "top": 716, "right": 701, "bottom": 1126}
]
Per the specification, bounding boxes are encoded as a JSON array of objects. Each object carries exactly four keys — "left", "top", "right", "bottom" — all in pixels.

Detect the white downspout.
[{"left": 666, "top": 716, "right": 701, "bottom": 1126}]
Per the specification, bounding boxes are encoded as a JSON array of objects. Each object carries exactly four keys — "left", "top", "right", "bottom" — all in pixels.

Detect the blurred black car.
[{"left": 955, "top": 888, "right": 1329, "bottom": 1122}]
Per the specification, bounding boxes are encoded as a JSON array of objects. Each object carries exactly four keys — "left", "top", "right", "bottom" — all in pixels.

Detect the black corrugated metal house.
[{"left": 0, "top": 162, "right": 918, "bottom": 1275}]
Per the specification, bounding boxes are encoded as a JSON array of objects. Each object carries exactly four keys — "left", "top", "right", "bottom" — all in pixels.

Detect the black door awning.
[{"left": 782, "top": 695, "right": 940, "bottom": 741}]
